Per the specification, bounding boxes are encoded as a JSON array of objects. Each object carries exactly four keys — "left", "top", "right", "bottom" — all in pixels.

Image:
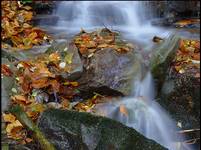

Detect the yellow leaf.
[
  {"left": 64, "top": 53, "right": 74, "bottom": 64},
  {"left": 31, "top": 103, "right": 45, "bottom": 113},
  {"left": 24, "top": 11, "right": 33, "bottom": 21},
  {"left": 49, "top": 52, "right": 60, "bottom": 62},
  {"left": 63, "top": 81, "right": 79, "bottom": 86},
  {"left": 6, "top": 120, "right": 23, "bottom": 133},
  {"left": 3, "top": 113, "right": 16, "bottom": 123}
]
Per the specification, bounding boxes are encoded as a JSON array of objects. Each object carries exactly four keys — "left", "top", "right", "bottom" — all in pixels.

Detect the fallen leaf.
[
  {"left": 31, "top": 77, "right": 49, "bottom": 89},
  {"left": 64, "top": 53, "right": 74, "bottom": 64},
  {"left": 1, "top": 64, "right": 13, "bottom": 77},
  {"left": 3, "top": 113, "right": 16, "bottom": 123},
  {"left": 119, "top": 104, "right": 128, "bottom": 116},
  {"left": 6, "top": 120, "right": 23, "bottom": 133}
]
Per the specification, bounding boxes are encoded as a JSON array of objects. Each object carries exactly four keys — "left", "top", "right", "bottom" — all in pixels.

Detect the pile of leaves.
[
  {"left": 172, "top": 39, "right": 200, "bottom": 77},
  {"left": 1, "top": 1, "right": 51, "bottom": 50},
  {"left": 74, "top": 28, "right": 134, "bottom": 57},
  {"left": 174, "top": 19, "right": 200, "bottom": 28},
  {"left": 1, "top": 51, "right": 104, "bottom": 144}
]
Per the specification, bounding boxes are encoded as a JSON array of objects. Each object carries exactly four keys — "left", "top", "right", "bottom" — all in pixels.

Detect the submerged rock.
[
  {"left": 38, "top": 109, "right": 167, "bottom": 150},
  {"left": 150, "top": 34, "right": 180, "bottom": 93}
]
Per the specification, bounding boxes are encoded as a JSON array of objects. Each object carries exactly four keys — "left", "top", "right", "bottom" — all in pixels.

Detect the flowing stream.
[
  {"left": 55, "top": 1, "right": 195, "bottom": 150},
  {"left": 93, "top": 72, "right": 192, "bottom": 150}
]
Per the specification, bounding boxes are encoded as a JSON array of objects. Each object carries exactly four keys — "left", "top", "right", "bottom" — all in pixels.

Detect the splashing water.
[{"left": 93, "top": 72, "right": 193, "bottom": 150}]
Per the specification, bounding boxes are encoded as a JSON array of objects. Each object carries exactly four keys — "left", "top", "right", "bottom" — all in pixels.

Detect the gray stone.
[
  {"left": 1, "top": 58, "right": 17, "bottom": 112},
  {"left": 78, "top": 48, "right": 145, "bottom": 96},
  {"left": 46, "top": 40, "right": 83, "bottom": 80},
  {"left": 38, "top": 109, "right": 167, "bottom": 150},
  {"left": 158, "top": 73, "right": 200, "bottom": 129}
]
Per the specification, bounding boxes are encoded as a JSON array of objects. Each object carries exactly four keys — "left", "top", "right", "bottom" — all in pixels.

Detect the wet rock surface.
[
  {"left": 150, "top": 34, "right": 180, "bottom": 93},
  {"left": 151, "top": 35, "right": 200, "bottom": 129},
  {"left": 1, "top": 58, "right": 17, "bottom": 112},
  {"left": 159, "top": 72, "right": 200, "bottom": 129},
  {"left": 38, "top": 109, "right": 167, "bottom": 150}
]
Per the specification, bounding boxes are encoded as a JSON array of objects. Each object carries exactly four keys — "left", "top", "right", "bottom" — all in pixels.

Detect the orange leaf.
[
  {"left": 119, "top": 104, "right": 128, "bottom": 116},
  {"left": 31, "top": 77, "right": 49, "bottom": 89},
  {"left": 49, "top": 79, "right": 60, "bottom": 92},
  {"left": 192, "top": 53, "right": 200, "bottom": 60},
  {"left": 11, "top": 95, "right": 31, "bottom": 105},
  {"left": 1, "top": 64, "right": 13, "bottom": 77}
]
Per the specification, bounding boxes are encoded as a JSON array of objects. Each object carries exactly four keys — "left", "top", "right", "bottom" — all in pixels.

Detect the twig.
[{"left": 9, "top": 105, "right": 55, "bottom": 150}]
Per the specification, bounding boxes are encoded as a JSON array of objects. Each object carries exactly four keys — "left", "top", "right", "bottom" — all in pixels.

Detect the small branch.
[{"left": 9, "top": 105, "right": 55, "bottom": 150}]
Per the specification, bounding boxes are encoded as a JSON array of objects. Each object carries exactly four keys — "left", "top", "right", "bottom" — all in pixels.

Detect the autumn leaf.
[
  {"left": 119, "top": 104, "right": 128, "bottom": 117},
  {"left": 64, "top": 53, "right": 74, "bottom": 64},
  {"left": 6, "top": 120, "right": 23, "bottom": 133},
  {"left": 49, "top": 79, "right": 60, "bottom": 92},
  {"left": 49, "top": 52, "right": 60, "bottom": 62},
  {"left": 11, "top": 95, "right": 31, "bottom": 105},
  {"left": 63, "top": 81, "right": 79, "bottom": 87},
  {"left": 61, "top": 99, "right": 70, "bottom": 109},
  {"left": 1, "top": 64, "right": 13, "bottom": 77},
  {"left": 3, "top": 113, "right": 16, "bottom": 123},
  {"left": 31, "top": 77, "right": 49, "bottom": 89}
]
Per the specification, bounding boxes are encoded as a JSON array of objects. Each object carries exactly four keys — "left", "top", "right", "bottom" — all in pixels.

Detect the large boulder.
[
  {"left": 38, "top": 109, "right": 167, "bottom": 150},
  {"left": 151, "top": 36, "right": 200, "bottom": 129},
  {"left": 77, "top": 48, "right": 145, "bottom": 96},
  {"left": 158, "top": 69, "right": 200, "bottom": 129}
]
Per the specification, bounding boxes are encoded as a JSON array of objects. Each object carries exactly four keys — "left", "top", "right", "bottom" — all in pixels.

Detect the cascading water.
[
  {"left": 54, "top": 1, "right": 194, "bottom": 150},
  {"left": 93, "top": 72, "right": 192, "bottom": 150},
  {"left": 55, "top": 1, "right": 170, "bottom": 45}
]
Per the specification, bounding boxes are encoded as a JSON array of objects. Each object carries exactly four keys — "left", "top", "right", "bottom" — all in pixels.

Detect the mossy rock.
[{"left": 38, "top": 109, "right": 167, "bottom": 150}]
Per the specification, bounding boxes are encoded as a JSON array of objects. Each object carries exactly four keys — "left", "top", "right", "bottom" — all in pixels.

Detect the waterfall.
[
  {"left": 93, "top": 72, "right": 193, "bottom": 150},
  {"left": 54, "top": 1, "right": 193, "bottom": 150},
  {"left": 55, "top": 1, "right": 156, "bottom": 29},
  {"left": 55, "top": 1, "right": 170, "bottom": 47}
]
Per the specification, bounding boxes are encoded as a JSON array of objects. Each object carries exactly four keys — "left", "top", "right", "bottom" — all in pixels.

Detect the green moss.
[{"left": 38, "top": 109, "right": 167, "bottom": 150}]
